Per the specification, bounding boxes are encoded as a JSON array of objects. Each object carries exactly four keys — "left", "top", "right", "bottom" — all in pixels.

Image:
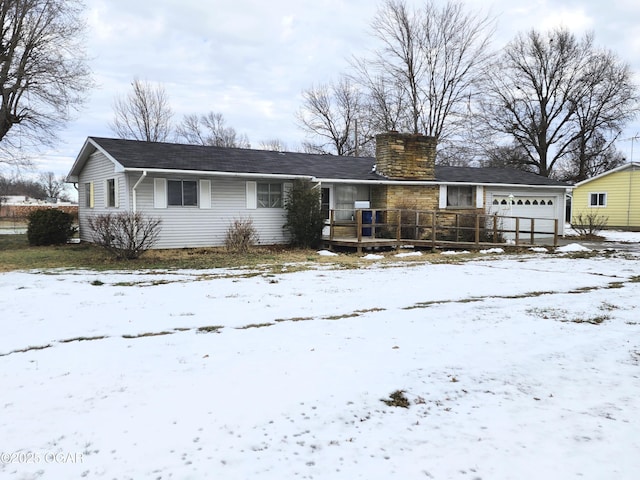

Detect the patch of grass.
[
  {"left": 0, "top": 344, "right": 52, "bottom": 357},
  {"left": 570, "top": 315, "right": 610, "bottom": 325},
  {"left": 528, "top": 307, "right": 610, "bottom": 325},
  {"left": 59, "top": 335, "right": 107, "bottom": 343},
  {"left": 196, "top": 325, "right": 223, "bottom": 334},
  {"left": 404, "top": 298, "right": 483, "bottom": 310},
  {"left": 237, "top": 322, "right": 275, "bottom": 329},
  {"left": 274, "top": 316, "right": 314, "bottom": 323},
  {"left": 629, "top": 275, "right": 640, "bottom": 283},
  {"left": 381, "top": 390, "right": 411, "bottom": 408},
  {"left": 599, "top": 302, "right": 618, "bottom": 312},
  {"left": 564, "top": 250, "right": 600, "bottom": 259},
  {"left": 527, "top": 307, "right": 568, "bottom": 320},
  {"left": 90, "top": 280, "right": 104, "bottom": 286},
  {"left": 323, "top": 313, "right": 361, "bottom": 320},
  {"left": 0, "top": 235, "right": 399, "bottom": 272},
  {"left": 502, "top": 291, "right": 554, "bottom": 299},
  {"left": 354, "top": 307, "right": 386, "bottom": 314},
  {"left": 606, "top": 281, "right": 625, "bottom": 289},
  {"left": 122, "top": 331, "right": 174, "bottom": 339}
]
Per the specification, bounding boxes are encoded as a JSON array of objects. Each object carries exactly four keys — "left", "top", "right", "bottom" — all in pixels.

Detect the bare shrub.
[
  {"left": 88, "top": 212, "right": 161, "bottom": 259},
  {"left": 572, "top": 212, "right": 608, "bottom": 237},
  {"left": 225, "top": 217, "right": 259, "bottom": 253}
]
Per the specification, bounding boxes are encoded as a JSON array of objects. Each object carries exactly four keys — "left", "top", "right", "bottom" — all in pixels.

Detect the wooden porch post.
[
  {"left": 356, "top": 209, "right": 362, "bottom": 253},
  {"left": 530, "top": 218, "right": 535, "bottom": 245},
  {"left": 431, "top": 211, "right": 437, "bottom": 250},
  {"left": 329, "top": 210, "right": 335, "bottom": 241}
]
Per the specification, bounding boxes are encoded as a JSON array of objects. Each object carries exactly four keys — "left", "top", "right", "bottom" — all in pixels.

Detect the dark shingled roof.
[{"left": 80, "top": 137, "right": 569, "bottom": 187}]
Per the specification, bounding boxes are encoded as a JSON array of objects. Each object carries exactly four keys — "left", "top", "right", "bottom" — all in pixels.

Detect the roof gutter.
[
  {"left": 314, "top": 178, "right": 572, "bottom": 190},
  {"left": 123, "top": 168, "right": 570, "bottom": 190},
  {"left": 132, "top": 170, "right": 147, "bottom": 213},
  {"left": 124, "top": 167, "right": 314, "bottom": 181}
]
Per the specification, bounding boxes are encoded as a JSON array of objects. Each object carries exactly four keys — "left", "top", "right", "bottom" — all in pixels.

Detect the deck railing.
[{"left": 326, "top": 208, "right": 558, "bottom": 251}]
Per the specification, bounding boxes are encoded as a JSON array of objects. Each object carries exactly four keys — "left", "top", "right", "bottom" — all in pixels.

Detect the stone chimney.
[{"left": 375, "top": 132, "right": 437, "bottom": 180}]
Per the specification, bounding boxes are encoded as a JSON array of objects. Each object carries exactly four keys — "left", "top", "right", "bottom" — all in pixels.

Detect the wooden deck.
[{"left": 324, "top": 209, "right": 559, "bottom": 253}]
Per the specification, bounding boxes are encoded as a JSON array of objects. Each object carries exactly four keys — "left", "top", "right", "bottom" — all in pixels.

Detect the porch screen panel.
[{"left": 335, "top": 185, "right": 370, "bottom": 221}]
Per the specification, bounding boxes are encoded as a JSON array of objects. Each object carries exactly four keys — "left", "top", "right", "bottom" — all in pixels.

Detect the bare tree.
[
  {"left": 110, "top": 78, "right": 173, "bottom": 142},
  {"left": 482, "top": 28, "right": 639, "bottom": 177},
  {"left": 259, "top": 139, "right": 288, "bottom": 152},
  {"left": 556, "top": 134, "right": 626, "bottom": 182},
  {"left": 175, "top": 112, "right": 250, "bottom": 148},
  {"left": 296, "top": 76, "right": 373, "bottom": 156},
  {"left": 38, "top": 171, "right": 66, "bottom": 200},
  {"left": 352, "top": 0, "right": 494, "bottom": 141},
  {"left": 0, "top": 0, "right": 92, "bottom": 165}
]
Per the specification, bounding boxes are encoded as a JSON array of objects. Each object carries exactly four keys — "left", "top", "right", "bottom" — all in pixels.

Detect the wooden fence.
[{"left": 325, "top": 209, "right": 558, "bottom": 252}]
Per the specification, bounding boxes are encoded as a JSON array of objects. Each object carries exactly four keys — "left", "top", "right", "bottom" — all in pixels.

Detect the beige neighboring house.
[{"left": 572, "top": 163, "right": 640, "bottom": 231}]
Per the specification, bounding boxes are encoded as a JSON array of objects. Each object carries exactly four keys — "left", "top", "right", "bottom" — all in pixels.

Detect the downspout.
[{"left": 132, "top": 171, "right": 147, "bottom": 213}]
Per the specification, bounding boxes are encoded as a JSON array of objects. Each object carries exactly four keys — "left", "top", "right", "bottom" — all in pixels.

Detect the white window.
[
  {"left": 257, "top": 183, "right": 282, "bottom": 208},
  {"left": 168, "top": 180, "right": 198, "bottom": 206},
  {"left": 447, "top": 186, "right": 474, "bottom": 208},
  {"left": 84, "top": 182, "right": 94, "bottom": 208},
  {"left": 106, "top": 178, "right": 117, "bottom": 207},
  {"left": 589, "top": 192, "right": 606, "bottom": 207}
]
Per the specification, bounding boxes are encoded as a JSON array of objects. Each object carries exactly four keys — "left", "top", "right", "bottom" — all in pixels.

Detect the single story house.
[
  {"left": 66, "top": 132, "right": 571, "bottom": 249},
  {"left": 571, "top": 162, "right": 640, "bottom": 231}
]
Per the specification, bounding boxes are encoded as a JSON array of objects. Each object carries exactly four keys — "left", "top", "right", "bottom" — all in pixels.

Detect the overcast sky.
[{"left": 31, "top": 0, "right": 640, "bottom": 178}]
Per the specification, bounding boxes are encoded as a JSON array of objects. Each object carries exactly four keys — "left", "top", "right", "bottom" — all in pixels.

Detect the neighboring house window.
[
  {"left": 106, "top": 179, "right": 116, "bottom": 207},
  {"left": 84, "top": 182, "right": 94, "bottom": 208},
  {"left": 168, "top": 180, "right": 198, "bottom": 206},
  {"left": 447, "top": 186, "right": 474, "bottom": 207},
  {"left": 589, "top": 192, "right": 606, "bottom": 207},
  {"left": 257, "top": 183, "right": 282, "bottom": 208}
]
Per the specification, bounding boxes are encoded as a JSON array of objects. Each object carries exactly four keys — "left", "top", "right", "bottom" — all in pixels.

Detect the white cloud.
[{"left": 540, "top": 7, "right": 594, "bottom": 33}]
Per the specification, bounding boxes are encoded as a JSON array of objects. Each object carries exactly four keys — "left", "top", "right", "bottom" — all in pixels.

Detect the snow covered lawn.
[{"left": 2, "top": 247, "right": 640, "bottom": 479}]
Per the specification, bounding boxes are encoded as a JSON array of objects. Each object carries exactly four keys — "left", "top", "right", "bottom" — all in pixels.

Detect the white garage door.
[
  {"left": 489, "top": 195, "right": 556, "bottom": 218},
  {"left": 488, "top": 195, "right": 558, "bottom": 238}
]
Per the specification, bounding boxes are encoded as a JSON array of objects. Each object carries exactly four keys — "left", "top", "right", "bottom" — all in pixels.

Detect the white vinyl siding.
[
  {"left": 132, "top": 177, "right": 290, "bottom": 248},
  {"left": 77, "top": 152, "right": 128, "bottom": 243}
]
